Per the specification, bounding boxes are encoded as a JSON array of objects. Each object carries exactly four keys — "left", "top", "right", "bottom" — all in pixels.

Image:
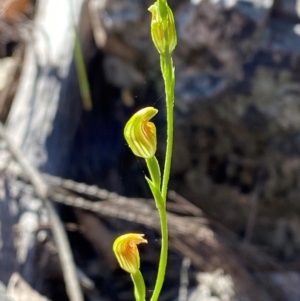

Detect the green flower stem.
[
  {"left": 150, "top": 207, "right": 168, "bottom": 301},
  {"left": 147, "top": 2, "right": 176, "bottom": 301},
  {"left": 150, "top": 49, "right": 175, "bottom": 301},
  {"left": 161, "top": 51, "right": 174, "bottom": 202},
  {"left": 131, "top": 270, "right": 146, "bottom": 301}
]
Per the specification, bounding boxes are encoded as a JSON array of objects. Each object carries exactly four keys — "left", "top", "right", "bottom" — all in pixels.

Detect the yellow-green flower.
[
  {"left": 148, "top": 1, "right": 177, "bottom": 54},
  {"left": 124, "top": 107, "right": 158, "bottom": 159},
  {"left": 113, "top": 233, "right": 148, "bottom": 274}
]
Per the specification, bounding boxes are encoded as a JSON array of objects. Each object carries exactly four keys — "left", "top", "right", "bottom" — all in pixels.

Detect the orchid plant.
[{"left": 113, "top": 1, "right": 177, "bottom": 301}]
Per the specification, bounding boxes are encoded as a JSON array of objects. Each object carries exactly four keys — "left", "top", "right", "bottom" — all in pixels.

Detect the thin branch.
[
  {"left": 178, "top": 257, "right": 191, "bottom": 301},
  {"left": 0, "top": 123, "right": 84, "bottom": 301}
]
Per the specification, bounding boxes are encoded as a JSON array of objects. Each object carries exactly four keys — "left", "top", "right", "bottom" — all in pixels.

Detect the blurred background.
[{"left": 1, "top": 0, "right": 300, "bottom": 301}]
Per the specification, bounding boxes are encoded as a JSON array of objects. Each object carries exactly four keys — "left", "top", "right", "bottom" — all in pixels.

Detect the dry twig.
[{"left": 0, "top": 123, "right": 84, "bottom": 301}]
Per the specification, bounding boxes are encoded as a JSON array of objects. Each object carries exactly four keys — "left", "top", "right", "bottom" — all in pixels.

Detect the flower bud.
[
  {"left": 148, "top": 1, "right": 177, "bottom": 54},
  {"left": 124, "top": 107, "right": 158, "bottom": 159},
  {"left": 113, "top": 233, "right": 148, "bottom": 274}
]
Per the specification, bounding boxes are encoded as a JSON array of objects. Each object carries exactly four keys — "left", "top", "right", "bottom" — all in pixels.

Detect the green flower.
[
  {"left": 124, "top": 107, "right": 158, "bottom": 159},
  {"left": 149, "top": 1, "right": 177, "bottom": 54},
  {"left": 113, "top": 233, "right": 148, "bottom": 274}
]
